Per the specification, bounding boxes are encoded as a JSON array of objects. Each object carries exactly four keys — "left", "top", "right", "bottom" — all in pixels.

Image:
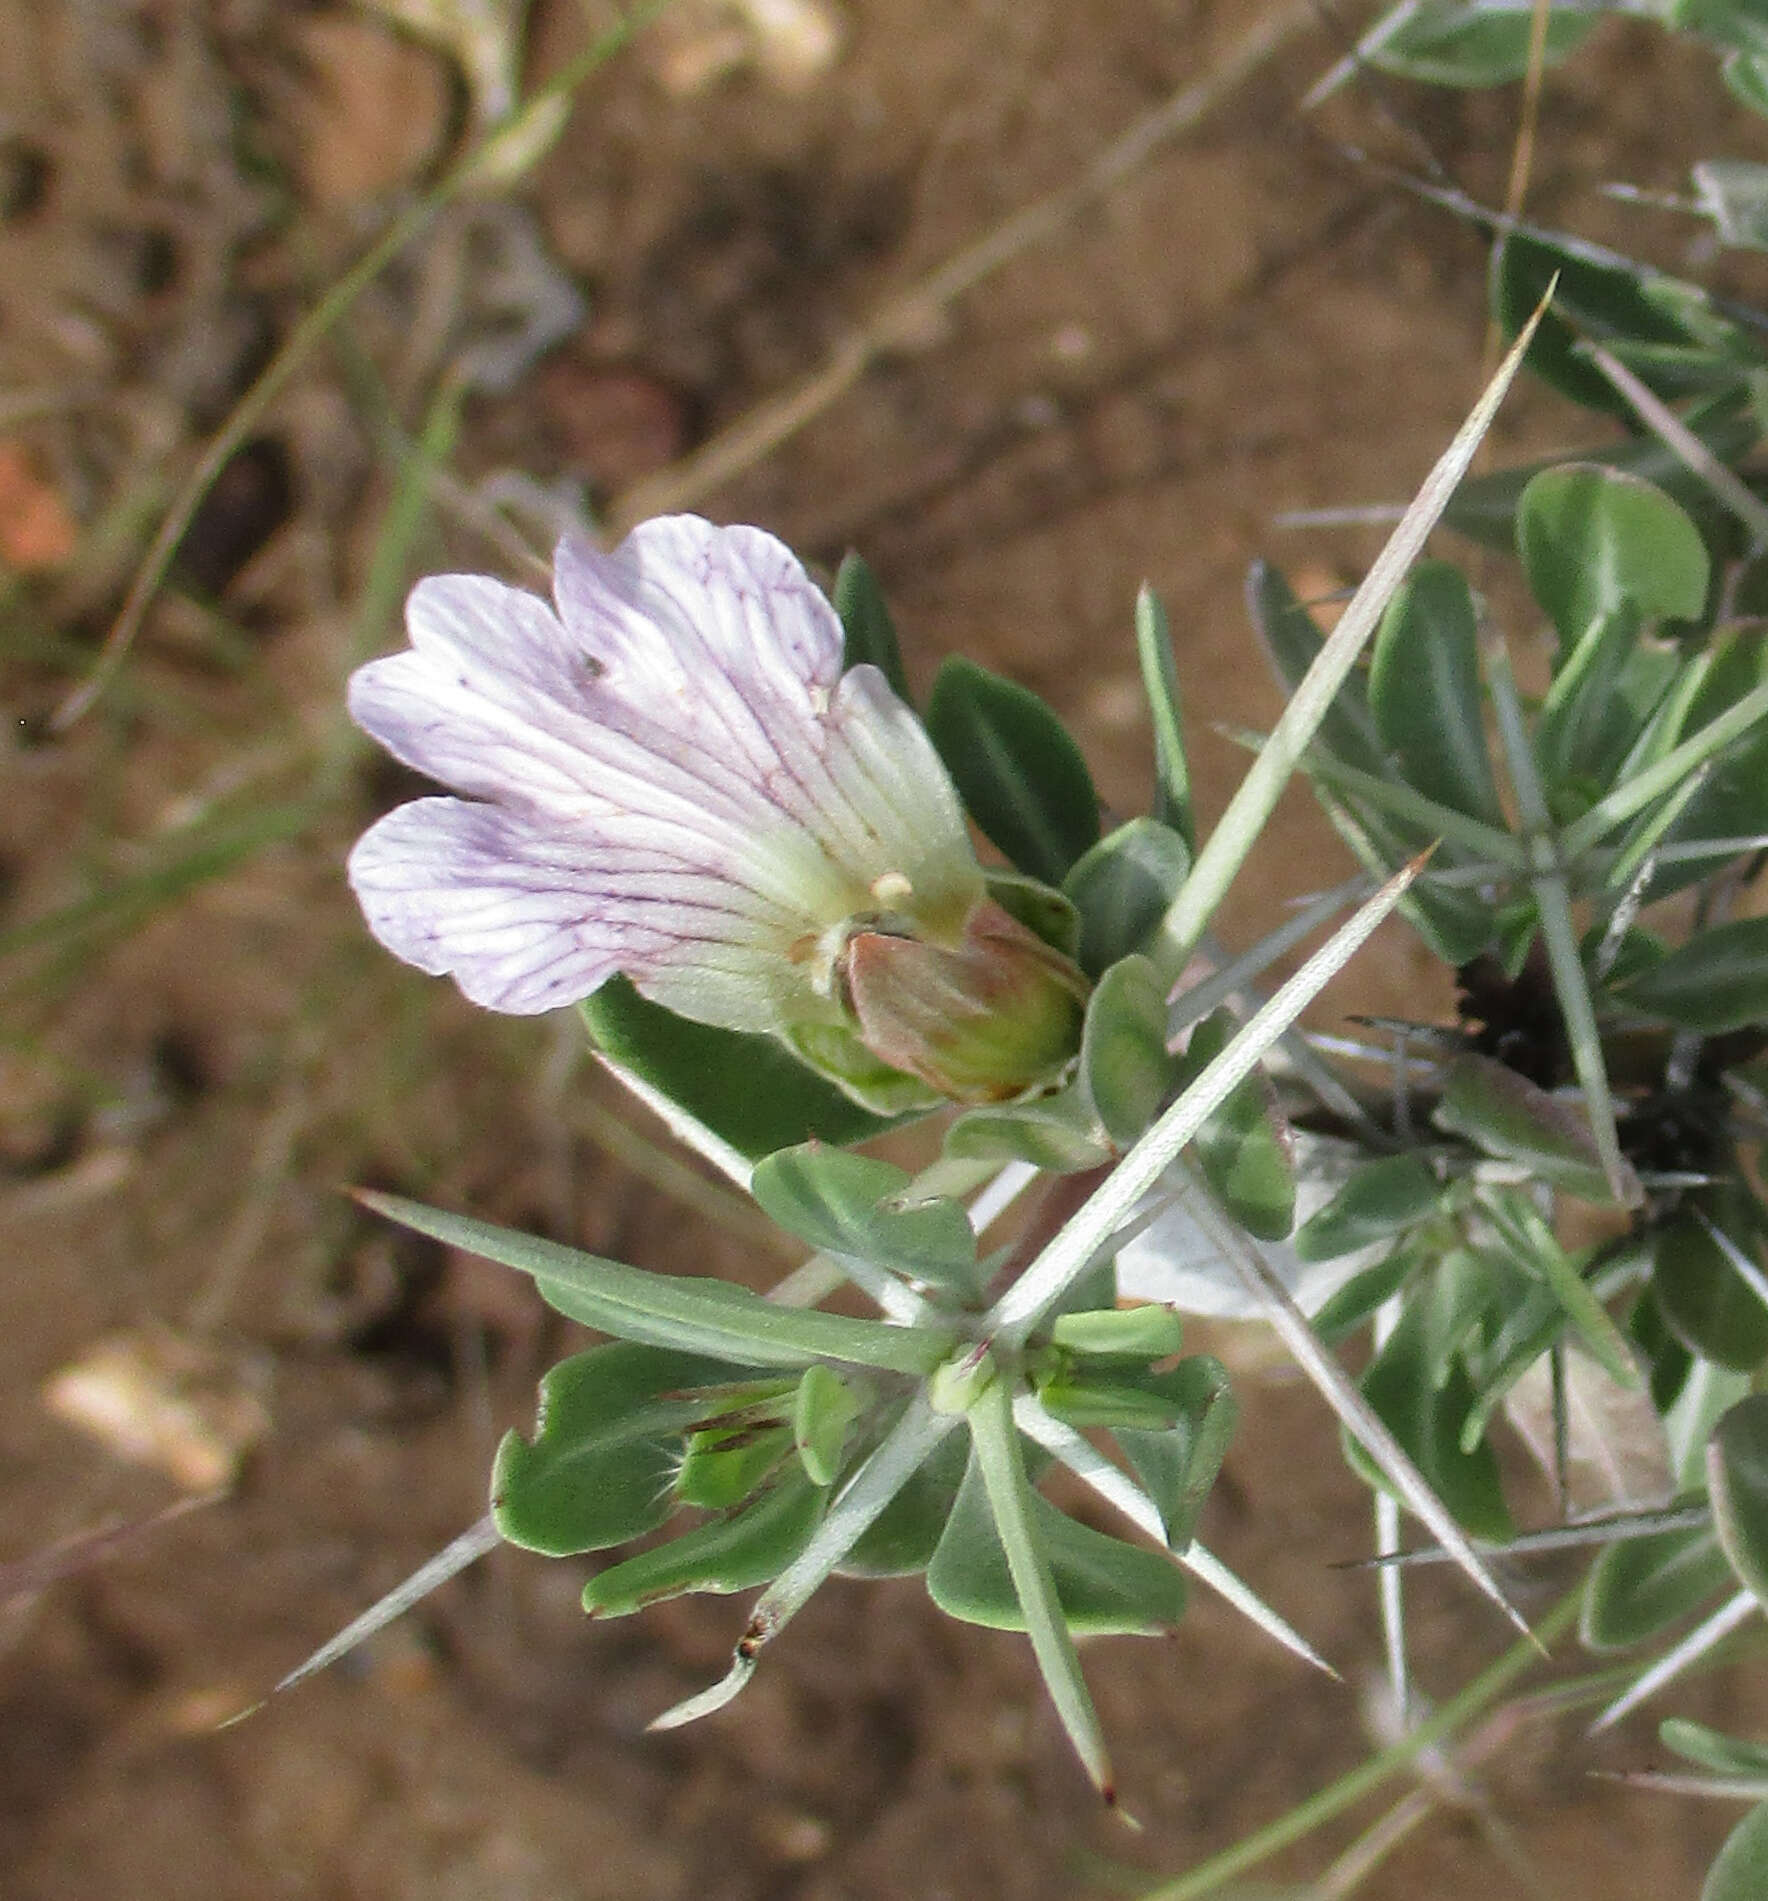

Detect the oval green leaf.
[
  {"left": 1710, "top": 1393, "right": 1768, "bottom": 1606},
  {"left": 493, "top": 1344, "right": 763, "bottom": 1556},
  {"left": 750, "top": 1145, "right": 980, "bottom": 1294},
  {"left": 582, "top": 977, "right": 904, "bottom": 1160},
  {"left": 1369, "top": 560, "right": 1504, "bottom": 825},
  {"left": 1615, "top": 917, "right": 1768, "bottom": 1034},
  {"left": 1518, "top": 464, "right": 1710, "bottom": 638},
  {"left": 925, "top": 656, "right": 1101, "bottom": 885},
  {"left": 582, "top": 1467, "right": 825, "bottom": 1617},
  {"left": 1581, "top": 1523, "right": 1732, "bottom": 1651},
  {"left": 1063, "top": 817, "right": 1192, "bottom": 978}
]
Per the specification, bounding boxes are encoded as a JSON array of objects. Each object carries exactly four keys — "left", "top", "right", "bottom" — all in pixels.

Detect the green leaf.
[
  {"left": 1725, "top": 47, "right": 1768, "bottom": 117},
  {"left": 582, "top": 978, "right": 903, "bottom": 1161},
  {"left": 1294, "top": 1153, "right": 1440, "bottom": 1263},
  {"left": 1616, "top": 917, "right": 1768, "bottom": 1033},
  {"left": 1711, "top": 1393, "right": 1768, "bottom": 1606},
  {"left": 1357, "top": 1298, "right": 1513, "bottom": 1543},
  {"left": 1135, "top": 586, "right": 1195, "bottom": 849},
  {"left": 1115, "top": 1355, "right": 1237, "bottom": 1549},
  {"left": 1245, "top": 560, "right": 1387, "bottom": 777},
  {"left": 838, "top": 1427, "right": 968, "bottom": 1577},
  {"left": 1434, "top": 1054, "right": 1621, "bottom": 1204},
  {"left": 834, "top": 550, "right": 911, "bottom": 702},
  {"left": 1366, "top": 2, "right": 1597, "bottom": 86},
  {"left": 1368, "top": 559, "right": 1504, "bottom": 825},
  {"left": 1309, "top": 1245, "right": 1419, "bottom": 1344},
  {"left": 1581, "top": 1522, "right": 1732, "bottom": 1651},
  {"left": 1652, "top": 628, "right": 1768, "bottom": 898},
  {"left": 1063, "top": 818, "right": 1192, "bottom": 978},
  {"left": 1443, "top": 408, "right": 1761, "bottom": 551},
  {"left": 1517, "top": 464, "right": 1709, "bottom": 639},
  {"left": 925, "top": 656, "right": 1101, "bottom": 884},
  {"left": 749, "top": 1145, "right": 981, "bottom": 1295},
  {"left": 793, "top": 1364, "right": 863, "bottom": 1487},
  {"left": 1677, "top": 0, "right": 1768, "bottom": 60},
  {"left": 1705, "top": 1804, "right": 1768, "bottom": 1901},
  {"left": 927, "top": 1441, "right": 1188, "bottom": 1636},
  {"left": 943, "top": 1087, "right": 1112, "bottom": 1172},
  {"left": 1174, "top": 1011, "right": 1295, "bottom": 1241},
  {"left": 493, "top": 1344, "right": 761, "bottom": 1556},
  {"left": 1078, "top": 954, "right": 1178, "bottom": 1150},
  {"left": 1694, "top": 158, "right": 1768, "bottom": 249},
  {"left": 358, "top": 1189, "right": 955, "bottom": 1376},
  {"left": 1653, "top": 1205, "right": 1768, "bottom": 1373},
  {"left": 1664, "top": 1719, "right": 1768, "bottom": 1778},
  {"left": 582, "top": 1467, "right": 826, "bottom": 1616},
  {"left": 1492, "top": 230, "right": 1714, "bottom": 418}
]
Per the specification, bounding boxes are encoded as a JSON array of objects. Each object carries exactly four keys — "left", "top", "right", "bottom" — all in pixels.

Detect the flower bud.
[{"left": 837, "top": 898, "right": 1089, "bottom": 1104}]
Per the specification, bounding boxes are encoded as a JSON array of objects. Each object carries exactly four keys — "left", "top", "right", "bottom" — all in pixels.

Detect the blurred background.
[{"left": 5, "top": 3, "right": 1768, "bottom": 1895}]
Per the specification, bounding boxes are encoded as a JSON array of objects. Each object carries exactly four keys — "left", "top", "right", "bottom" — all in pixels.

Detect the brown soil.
[{"left": 6, "top": 4, "right": 1768, "bottom": 1898}]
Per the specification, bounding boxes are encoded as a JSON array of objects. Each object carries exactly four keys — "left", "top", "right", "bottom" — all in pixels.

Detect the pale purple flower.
[{"left": 347, "top": 515, "right": 988, "bottom": 1035}]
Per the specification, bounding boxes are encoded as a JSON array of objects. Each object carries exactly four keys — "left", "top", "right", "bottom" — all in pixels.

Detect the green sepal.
[
  {"left": 1115, "top": 1353, "right": 1236, "bottom": 1549},
  {"left": 1063, "top": 817, "right": 1191, "bottom": 978},
  {"left": 793, "top": 1363, "right": 863, "bottom": 1487},
  {"left": 781, "top": 1020, "right": 943, "bottom": 1117},
  {"left": 925, "top": 655, "right": 1101, "bottom": 885},
  {"left": 677, "top": 1419, "right": 795, "bottom": 1508},
  {"left": 493, "top": 1344, "right": 769, "bottom": 1557},
  {"left": 581, "top": 978, "right": 904, "bottom": 1160},
  {"left": 1050, "top": 1304, "right": 1184, "bottom": 1362},
  {"left": 1174, "top": 1010, "right": 1295, "bottom": 1240},
  {"left": 927, "top": 1443, "right": 1188, "bottom": 1635},
  {"left": 1581, "top": 1520, "right": 1732, "bottom": 1652},
  {"left": 1294, "top": 1153, "right": 1440, "bottom": 1263},
  {"left": 581, "top": 1466, "right": 826, "bottom": 1617},
  {"left": 985, "top": 870, "right": 1083, "bottom": 959},
  {"left": 750, "top": 1144, "right": 982, "bottom": 1296},
  {"left": 834, "top": 550, "right": 911, "bottom": 702}
]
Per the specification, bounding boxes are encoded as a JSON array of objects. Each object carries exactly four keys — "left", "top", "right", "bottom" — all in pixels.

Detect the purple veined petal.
[
  {"left": 348, "top": 799, "right": 810, "bottom": 1025},
  {"left": 346, "top": 515, "right": 989, "bottom": 1030}
]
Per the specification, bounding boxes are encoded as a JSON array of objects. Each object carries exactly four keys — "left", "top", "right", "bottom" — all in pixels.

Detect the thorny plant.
[{"left": 21, "top": 2, "right": 1768, "bottom": 1897}]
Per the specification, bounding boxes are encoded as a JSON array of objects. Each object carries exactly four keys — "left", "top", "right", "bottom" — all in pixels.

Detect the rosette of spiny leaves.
[
  {"left": 1252, "top": 427, "right": 1768, "bottom": 1747},
  {"left": 333, "top": 326, "right": 1558, "bottom": 1792}
]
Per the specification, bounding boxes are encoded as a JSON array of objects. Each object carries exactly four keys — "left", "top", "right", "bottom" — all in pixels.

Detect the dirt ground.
[{"left": 7, "top": 4, "right": 1768, "bottom": 1897}]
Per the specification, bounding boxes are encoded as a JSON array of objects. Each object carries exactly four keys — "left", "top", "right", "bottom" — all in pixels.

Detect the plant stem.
[{"left": 1134, "top": 1587, "right": 1583, "bottom": 1901}]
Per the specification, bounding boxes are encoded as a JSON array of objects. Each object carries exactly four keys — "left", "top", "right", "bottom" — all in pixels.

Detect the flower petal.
[
  {"left": 349, "top": 797, "right": 801, "bottom": 1024},
  {"left": 346, "top": 517, "right": 986, "bottom": 1029}
]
